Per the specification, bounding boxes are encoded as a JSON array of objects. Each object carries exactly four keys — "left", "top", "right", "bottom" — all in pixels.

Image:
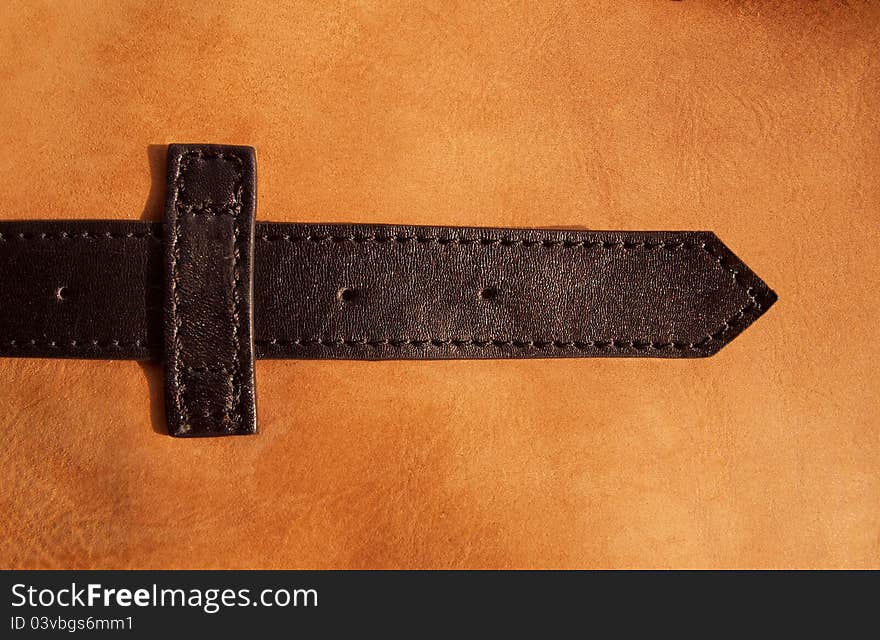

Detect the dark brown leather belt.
[{"left": 0, "top": 144, "right": 777, "bottom": 436}]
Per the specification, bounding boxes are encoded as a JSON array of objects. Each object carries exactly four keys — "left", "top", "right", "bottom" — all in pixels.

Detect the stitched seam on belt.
[
  {"left": 257, "top": 338, "right": 701, "bottom": 351},
  {"left": 0, "top": 339, "right": 150, "bottom": 348},
  {"left": 0, "top": 231, "right": 160, "bottom": 241},
  {"left": 171, "top": 150, "right": 245, "bottom": 429},
  {"left": 258, "top": 234, "right": 704, "bottom": 250}
]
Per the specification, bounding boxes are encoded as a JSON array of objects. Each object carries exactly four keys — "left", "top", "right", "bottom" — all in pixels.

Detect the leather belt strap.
[{"left": 0, "top": 144, "right": 777, "bottom": 436}]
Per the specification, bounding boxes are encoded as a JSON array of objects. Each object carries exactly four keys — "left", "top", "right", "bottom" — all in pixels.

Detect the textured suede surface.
[{"left": 0, "top": 1, "right": 877, "bottom": 569}]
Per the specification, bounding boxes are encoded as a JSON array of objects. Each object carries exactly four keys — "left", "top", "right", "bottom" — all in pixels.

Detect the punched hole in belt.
[
  {"left": 338, "top": 287, "right": 359, "bottom": 303},
  {"left": 479, "top": 286, "right": 498, "bottom": 300}
]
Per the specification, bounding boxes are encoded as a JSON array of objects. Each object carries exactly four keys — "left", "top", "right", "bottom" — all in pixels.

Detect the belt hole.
[
  {"left": 479, "top": 286, "right": 498, "bottom": 300},
  {"left": 338, "top": 287, "right": 358, "bottom": 303},
  {"left": 56, "top": 286, "right": 70, "bottom": 301}
]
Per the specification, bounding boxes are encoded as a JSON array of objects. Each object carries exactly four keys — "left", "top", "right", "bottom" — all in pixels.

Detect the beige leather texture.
[{"left": 1, "top": 1, "right": 878, "bottom": 569}]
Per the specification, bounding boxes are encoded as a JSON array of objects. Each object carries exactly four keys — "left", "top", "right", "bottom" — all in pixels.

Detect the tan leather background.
[{"left": 1, "top": 1, "right": 878, "bottom": 569}]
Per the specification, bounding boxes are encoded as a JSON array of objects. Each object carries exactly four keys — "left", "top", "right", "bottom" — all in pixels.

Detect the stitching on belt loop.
[{"left": 170, "top": 149, "right": 245, "bottom": 429}]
